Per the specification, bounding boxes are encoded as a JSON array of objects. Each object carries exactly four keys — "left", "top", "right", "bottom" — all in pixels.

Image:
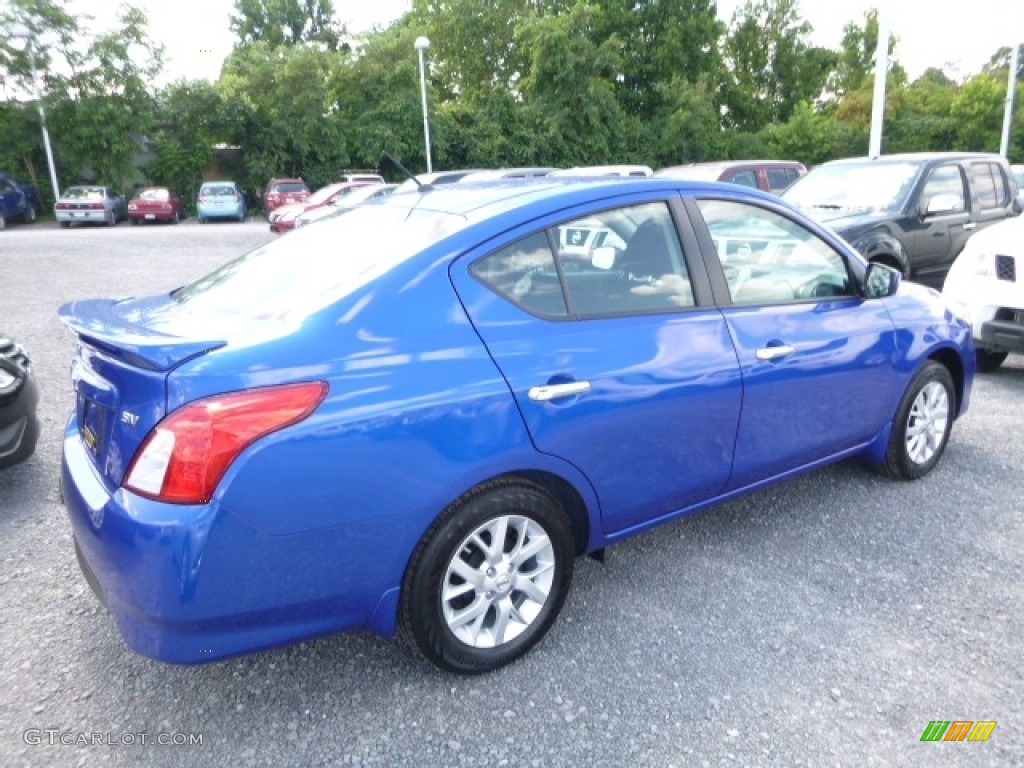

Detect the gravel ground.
[{"left": 1, "top": 220, "right": 1021, "bottom": 767}]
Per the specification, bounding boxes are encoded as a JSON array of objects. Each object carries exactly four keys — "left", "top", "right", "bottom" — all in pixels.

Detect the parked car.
[
  {"left": 54, "top": 185, "right": 127, "bottom": 227},
  {"left": 943, "top": 214, "right": 1024, "bottom": 372},
  {"left": 392, "top": 169, "right": 485, "bottom": 194},
  {"left": 458, "top": 168, "right": 559, "bottom": 182},
  {"left": 59, "top": 177, "right": 973, "bottom": 674},
  {"left": 127, "top": 187, "right": 186, "bottom": 225},
  {"left": 262, "top": 178, "right": 311, "bottom": 217},
  {"left": 656, "top": 160, "right": 806, "bottom": 194},
  {"left": 548, "top": 164, "right": 653, "bottom": 177},
  {"left": 783, "top": 152, "right": 1020, "bottom": 288},
  {"left": 0, "top": 173, "right": 40, "bottom": 230},
  {"left": 294, "top": 184, "right": 397, "bottom": 229},
  {"left": 0, "top": 334, "right": 39, "bottom": 469},
  {"left": 269, "top": 181, "right": 376, "bottom": 233},
  {"left": 339, "top": 172, "right": 386, "bottom": 184},
  {"left": 197, "top": 181, "right": 247, "bottom": 223}
]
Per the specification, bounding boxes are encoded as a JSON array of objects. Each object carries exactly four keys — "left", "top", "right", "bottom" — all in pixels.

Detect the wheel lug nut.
[
  {"left": 485, "top": 591, "right": 493, "bottom": 598},
  {"left": 486, "top": 568, "right": 495, "bottom": 577}
]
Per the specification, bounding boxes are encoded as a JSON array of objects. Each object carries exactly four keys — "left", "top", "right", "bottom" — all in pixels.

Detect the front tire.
[
  {"left": 879, "top": 361, "right": 955, "bottom": 480},
  {"left": 401, "top": 480, "right": 575, "bottom": 674},
  {"left": 975, "top": 349, "right": 1007, "bottom": 373}
]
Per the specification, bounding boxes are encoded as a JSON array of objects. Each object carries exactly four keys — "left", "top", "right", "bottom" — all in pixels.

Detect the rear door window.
[
  {"left": 472, "top": 202, "right": 695, "bottom": 318},
  {"left": 727, "top": 170, "right": 758, "bottom": 188},
  {"left": 967, "top": 162, "right": 1009, "bottom": 210}
]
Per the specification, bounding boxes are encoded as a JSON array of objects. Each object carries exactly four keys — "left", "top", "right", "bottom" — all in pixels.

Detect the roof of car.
[
  {"left": 377, "top": 175, "right": 774, "bottom": 220},
  {"left": 824, "top": 152, "right": 1008, "bottom": 166}
]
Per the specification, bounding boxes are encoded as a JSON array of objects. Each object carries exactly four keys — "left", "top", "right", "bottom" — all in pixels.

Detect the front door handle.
[
  {"left": 755, "top": 344, "right": 796, "bottom": 361},
  {"left": 528, "top": 381, "right": 591, "bottom": 402}
]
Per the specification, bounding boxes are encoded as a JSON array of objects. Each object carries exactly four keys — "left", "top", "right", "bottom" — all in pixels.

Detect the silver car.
[{"left": 55, "top": 186, "right": 127, "bottom": 228}]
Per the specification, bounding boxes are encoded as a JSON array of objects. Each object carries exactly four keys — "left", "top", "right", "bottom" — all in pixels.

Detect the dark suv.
[
  {"left": 783, "top": 152, "right": 1020, "bottom": 287},
  {"left": 262, "top": 178, "right": 310, "bottom": 217}
]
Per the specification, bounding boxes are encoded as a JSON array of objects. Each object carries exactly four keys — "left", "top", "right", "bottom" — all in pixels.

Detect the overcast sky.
[{"left": 67, "top": 0, "right": 1021, "bottom": 85}]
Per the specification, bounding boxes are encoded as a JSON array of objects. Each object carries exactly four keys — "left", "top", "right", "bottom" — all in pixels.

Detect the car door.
[
  {"left": 906, "top": 163, "right": 971, "bottom": 281},
  {"left": 687, "top": 196, "right": 901, "bottom": 489},
  {"left": 450, "top": 197, "right": 743, "bottom": 535}
]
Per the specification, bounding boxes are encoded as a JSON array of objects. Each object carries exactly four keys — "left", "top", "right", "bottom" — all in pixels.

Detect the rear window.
[
  {"left": 201, "top": 184, "right": 237, "bottom": 196},
  {"left": 139, "top": 188, "right": 170, "bottom": 200},
  {"left": 64, "top": 187, "right": 106, "bottom": 200},
  {"left": 272, "top": 181, "right": 308, "bottom": 194},
  {"left": 168, "top": 205, "right": 469, "bottom": 322}
]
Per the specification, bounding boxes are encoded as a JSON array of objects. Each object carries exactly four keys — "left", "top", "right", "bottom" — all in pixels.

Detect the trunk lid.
[{"left": 59, "top": 297, "right": 225, "bottom": 487}]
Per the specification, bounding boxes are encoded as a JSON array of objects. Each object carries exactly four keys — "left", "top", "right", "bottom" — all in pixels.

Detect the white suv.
[{"left": 943, "top": 215, "right": 1024, "bottom": 372}]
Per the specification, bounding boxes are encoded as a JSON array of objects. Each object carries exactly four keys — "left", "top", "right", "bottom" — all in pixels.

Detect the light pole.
[
  {"left": 10, "top": 24, "right": 60, "bottom": 201},
  {"left": 415, "top": 36, "right": 433, "bottom": 174}
]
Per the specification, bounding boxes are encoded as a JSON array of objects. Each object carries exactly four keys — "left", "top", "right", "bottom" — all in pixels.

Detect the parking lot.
[{"left": 1, "top": 220, "right": 1022, "bottom": 767}]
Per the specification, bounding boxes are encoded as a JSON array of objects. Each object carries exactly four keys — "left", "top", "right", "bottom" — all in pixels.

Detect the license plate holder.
[{"left": 81, "top": 399, "right": 105, "bottom": 458}]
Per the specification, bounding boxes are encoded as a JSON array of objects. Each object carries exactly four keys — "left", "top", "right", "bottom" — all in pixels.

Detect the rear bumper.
[
  {"left": 197, "top": 203, "right": 244, "bottom": 219},
  {"left": 128, "top": 211, "right": 175, "bottom": 222},
  {"left": 55, "top": 210, "right": 109, "bottom": 224},
  {"left": 60, "top": 418, "right": 401, "bottom": 663}
]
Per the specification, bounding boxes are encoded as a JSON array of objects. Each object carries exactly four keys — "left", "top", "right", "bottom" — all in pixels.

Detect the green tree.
[
  {"left": 231, "top": 0, "right": 344, "bottom": 50},
  {"left": 722, "top": 0, "right": 836, "bottom": 132},
  {"left": 516, "top": 5, "right": 625, "bottom": 166},
  {"left": 593, "top": 0, "right": 724, "bottom": 120}
]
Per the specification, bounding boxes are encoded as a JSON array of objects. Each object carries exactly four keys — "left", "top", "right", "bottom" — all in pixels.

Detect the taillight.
[
  {"left": 123, "top": 382, "right": 328, "bottom": 504},
  {"left": 89, "top": 202, "right": 104, "bottom": 210},
  {"left": 56, "top": 203, "right": 69, "bottom": 210}
]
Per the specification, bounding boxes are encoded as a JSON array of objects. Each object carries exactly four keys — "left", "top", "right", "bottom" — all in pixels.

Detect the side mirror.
[
  {"left": 864, "top": 262, "right": 901, "bottom": 299},
  {"left": 923, "top": 193, "right": 962, "bottom": 217},
  {"left": 1013, "top": 193, "right": 1023, "bottom": 215}
]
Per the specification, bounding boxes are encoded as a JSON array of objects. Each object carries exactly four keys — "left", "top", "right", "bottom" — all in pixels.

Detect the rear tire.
[
  {"left": 879, "top": 361, "right": 955, "bottom": 480},
  {"left": 0, "top": 213, "right": 6, "bottom": 230},
  {"left": 975, "top": 349, "right": 1007, "bottom": 373},
  {"left": 59, "top": 221, "right": 70, "bottom": 229},
  {"left": 401, "top": 480, "right": 575, "bottom": 674},
  {"left": 24, "top": 205, "right": 37, "bottom": 223}
]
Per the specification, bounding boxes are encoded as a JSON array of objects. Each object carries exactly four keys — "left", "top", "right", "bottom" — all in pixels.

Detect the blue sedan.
[{"left": 59, "top": 178, "right": 974, "bottom": 673}]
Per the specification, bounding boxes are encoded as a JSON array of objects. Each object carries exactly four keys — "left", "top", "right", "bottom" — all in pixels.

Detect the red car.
[
  {"left": 262, "top": 178, "right": 311, "bottom": 217},
  {"left": 127, "top": 187, "right": 186, "bottom": 225},
  {"left": 267, "top": 181, "right": 376, "bottom": 233}
]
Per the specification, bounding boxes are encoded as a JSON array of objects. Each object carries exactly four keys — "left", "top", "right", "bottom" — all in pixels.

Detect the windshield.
[
  {"left": 784, "top": 162, "right": 922, "bottom": 211},
  {"left": 166, "top": 204, "right": 469, "bottom": 324}
]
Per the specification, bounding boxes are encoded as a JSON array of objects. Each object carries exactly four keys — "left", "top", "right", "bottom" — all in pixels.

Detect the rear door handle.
[
  {"left": 528, "top": 381, "right": 591, "bottom": 401},
  {"left": 755, "top": 345, "right": 796, "bottom": 361},
  {"left": 963, "top": 222, "right": 977, "bottom": 231}
]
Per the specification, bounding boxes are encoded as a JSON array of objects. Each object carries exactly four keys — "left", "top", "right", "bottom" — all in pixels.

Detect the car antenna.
[{"left": 381, "top": 151, "right": 431, "bottom": 191}]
